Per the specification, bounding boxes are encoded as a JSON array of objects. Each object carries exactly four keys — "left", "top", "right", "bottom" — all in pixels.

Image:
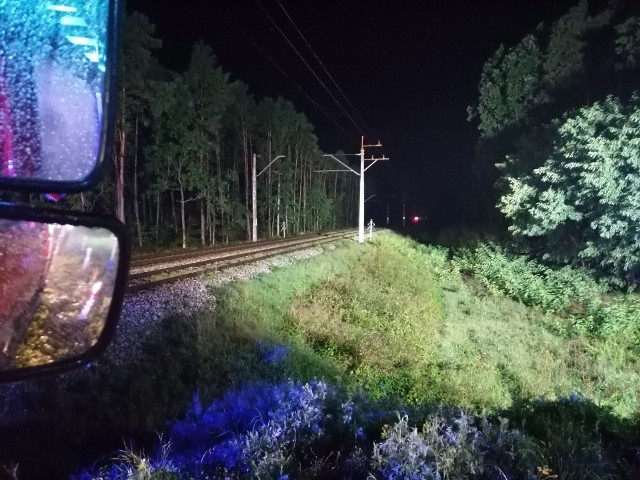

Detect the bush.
[
  {"left": 454, "top": 243, "right": 605, "bottom": 313},
  {"left": 74, "top": 381, "right": 366, "bottom": 479},
  {"left": 453, "top": 242, "right": 640, "bottom": 340},
  {"left": 75, "top": 379, "right": 640, "bottom": 480},
  {"left": 371, "top": 409, "right": 536, "bottom": 480}
]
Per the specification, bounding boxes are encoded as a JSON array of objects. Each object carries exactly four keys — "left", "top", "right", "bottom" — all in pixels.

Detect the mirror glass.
[
  {"left": 0, "top": 219, "right": 119, "bottom": 370},
  {"left": 0, "top": 0, "right": 108, "bottom": 182}
]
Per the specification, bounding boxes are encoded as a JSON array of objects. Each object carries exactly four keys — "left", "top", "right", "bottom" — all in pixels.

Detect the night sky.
[{"left": 127, "top": 0, "right": 578, "bottom": 228}]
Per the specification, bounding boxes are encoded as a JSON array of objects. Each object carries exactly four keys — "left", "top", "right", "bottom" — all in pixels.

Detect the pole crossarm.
[
  {"left": 257, "top": 155, "right": 285, "bottom": 178},
  {"left": 364, "top": 156, "right": 389, "bottom": 172},
  {"left": 315, "top": 169, "right": 355, "bottom": 173},
  {"left": 364, "top": 160, "right": 379, "bottom": 172},
  {"left": 322, "top": 154, "right": 359, "bottom": 175}
]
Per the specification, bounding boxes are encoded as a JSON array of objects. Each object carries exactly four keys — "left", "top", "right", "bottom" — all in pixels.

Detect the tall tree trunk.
[
  {"left": 142, "top": 194, "right": 147, "bottom": 227},
  {"left": 113, "top": 85, "right": 126, "bottom": 224},
  {"left": 297, "top": 148, "right": 303, "bottom": 233},
  {"left": 200, "top": 199, "right": 206, "bottom": 246},
  {"left": 215, "top": 143, "right": 224, "bottom": 240},
  {"left": 133, "top": 113, "right": 143, "bottom": 247},
  {"left": 180, "top": 186, "right": 187, "bottom": 249},
  {"left": 171, "top": 190, "right": 178, "bottom": 234},
  {"left": 212, "top": 206, "right": 217, "bottom": 245},
  {"left": 155, "top": 193, "right": 160, "bottom": 245},
  {"left": 302, "top": 156, "right": 307, "bottom": 233},
  {"left": 206, "top": 200, "right": 212, "bottom": 245},
  {"left": 284, "top": 203, "right": 288, "bottom": 238},
  {"left": 243, "top": 129, "right": 251, "bottom": 241},
  {"left": 198, "top": 151, "right": 206, "bottom": 247},
  {"left": 114, "top": 129, "right": 126, "bottom": 223},
  {"left": 147, "top": 196, "right": 152, "bottom": 228}
]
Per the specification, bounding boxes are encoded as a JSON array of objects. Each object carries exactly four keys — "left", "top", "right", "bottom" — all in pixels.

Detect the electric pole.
[
  {"left": 252, "top": 153, "right": 285, "bottom": 242},
  {"left": 319, "top": 137, "right": 389, "bottom": 244},
  {"left": 276, "top": 172, "right": 281, "bottom": 237},
  {"left": 252, "top": 153, "right": 257, "bottom": 242},
  {"left": 358, "top": 142, "right": 365, "bottom": 243}
]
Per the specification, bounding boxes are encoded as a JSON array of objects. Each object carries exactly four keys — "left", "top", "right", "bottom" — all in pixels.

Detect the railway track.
[
  {"left": 127, "top": 229, "right": 358, "bottom": 293},
  {"left": 130, "top": 231, "right": 346, "bottom": 267}
]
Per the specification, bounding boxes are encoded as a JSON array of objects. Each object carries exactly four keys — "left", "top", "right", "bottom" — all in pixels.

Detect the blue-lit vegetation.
[{"left": 72, "top": 378, "right": 627, "bottom": 479}]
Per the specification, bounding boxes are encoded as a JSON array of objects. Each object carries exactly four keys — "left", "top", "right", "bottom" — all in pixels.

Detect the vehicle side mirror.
[
  {"left": 0, "top": 204, "right": 129, "bottom": 382},
  {"left": 0, "top": 0, "right": 118, "bottom": 191}
]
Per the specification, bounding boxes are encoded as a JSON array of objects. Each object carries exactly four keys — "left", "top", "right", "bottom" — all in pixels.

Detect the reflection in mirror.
[
  {"left": 0, "top": 0, "right": 108, "bottom": 182},
  {"left": 0, "top": 219, "right": 118, "bottom": 370}
]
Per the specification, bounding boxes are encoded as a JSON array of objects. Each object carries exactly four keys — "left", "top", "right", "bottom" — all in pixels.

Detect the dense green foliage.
[
  {"left": 469, "top": 0, "right": 640, "bottom": 284},
  {"left": 499, "top": 95, "right": 640, "bottom": 282},
  {"left": 469, "top": 34, "right": 544, "bottom": 138}
]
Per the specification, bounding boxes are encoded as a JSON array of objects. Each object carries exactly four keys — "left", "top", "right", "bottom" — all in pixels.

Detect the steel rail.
[
  {"left": 127, "top": 230, "right": 357, "bottom": 293},
  {"left": 130, "top": 230, "right": 352, "bottom": 267}
]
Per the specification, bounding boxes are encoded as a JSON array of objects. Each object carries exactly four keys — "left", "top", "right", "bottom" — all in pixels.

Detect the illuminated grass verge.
[{"left": 66, "top": 231, "right": 640, "bottom": 478}]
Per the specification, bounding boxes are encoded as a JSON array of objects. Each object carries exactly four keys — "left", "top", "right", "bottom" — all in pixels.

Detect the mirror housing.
[
  {"left": 0, "top": 204, "right": 129, "bottom": 382},
  {"left": 0, "top": 0, "right": 120, "bottom": 191}
]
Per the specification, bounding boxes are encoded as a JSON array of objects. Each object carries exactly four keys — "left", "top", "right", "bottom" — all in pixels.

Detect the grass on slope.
[{"left": 211, "top": 232, "right": 639, "bottom": 419}]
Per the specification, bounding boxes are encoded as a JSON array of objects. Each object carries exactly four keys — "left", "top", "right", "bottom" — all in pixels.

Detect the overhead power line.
[
  {"left": 276, "top": 0, "right": 376, "bottom": 140},
  {"left": 223, "top": 10, "right": 354, "bottom": 141},
  {"left": 256, "top": 0, "right": 366, "bottom": 138}
]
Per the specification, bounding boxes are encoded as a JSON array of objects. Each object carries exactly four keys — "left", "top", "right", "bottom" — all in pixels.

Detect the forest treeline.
[
  {"left": 468, "top": 0, "right": 640, "bottom": 285},
  {"left": 67, "top": 13, "right": 359, "bottom": 248}
]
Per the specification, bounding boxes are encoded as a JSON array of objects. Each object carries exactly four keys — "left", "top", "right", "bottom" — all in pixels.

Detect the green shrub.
[
  {"left": 453, "top": 242, "right": 640, "bottom": 341},
  {"left": 454, "top": 243, "right": 604, "bottom": 312}
]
